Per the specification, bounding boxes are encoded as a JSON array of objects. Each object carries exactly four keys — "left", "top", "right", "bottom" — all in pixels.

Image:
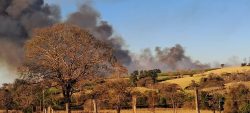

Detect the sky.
[{"left": 44, "top": 0, "right": 250, "bottom": 64}]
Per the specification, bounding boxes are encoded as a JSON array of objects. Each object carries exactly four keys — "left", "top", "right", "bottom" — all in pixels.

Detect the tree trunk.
[
  {"left": 152, "top": 96, "right": 155, "bottom": 113},
  {"left": 63, "top": 83, "right": 73, "bottom": 113},
  {"left": 51, "top": 107, "right": 54, "bottom": 113},
  {"left": 40, "top": 100, "right": 42, "bottom": 112},
  {"left": 93, "top": 99, "right": 98, "bottom": 113},
  {"left": 132, "top": 95, "right": 137, "bottom": 113},
  {"left": 218, "top": 99, "right": 222, "bottom": 113},
  {"left": 174, "top": 103, "right": 177, "bottom": 113},
  {"left": 195, "top": 88, "right": 200, "bottom": 113},
  {"left": 48, "top": 106, "right": 51, "bottom": 113},
  {"left": 116, "top": 106, "right": 121, "bottom": 113},
  {"left": 171, "top": 98, "right": 175, "bottom": 113},
  {"left": 66, "top": 103, "right": 71, "bottom": 113}
]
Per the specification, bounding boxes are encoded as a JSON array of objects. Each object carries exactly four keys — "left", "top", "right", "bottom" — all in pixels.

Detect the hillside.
[
  {"left": 160, "top": 76, "right": 202, "bottom": 89},
  {"left": 204, "top": 66, "right": 250, "bottom": 75},
  {"left": 160, "top": 66, "right": 250, "bottom": 89}
]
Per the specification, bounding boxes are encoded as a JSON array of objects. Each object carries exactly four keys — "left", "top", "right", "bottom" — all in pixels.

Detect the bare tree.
[
  {"left": 100, "top": 79, "right": 131, "bottom": 113},
  {"left": 23, "top": 24, "right": 118, "bottom": 113},
  {"left": 158, "top": 83, "right": 183, "bottom": 113},
  {"left": 146, "top": 90, "right": 158, "bottom": 113}
]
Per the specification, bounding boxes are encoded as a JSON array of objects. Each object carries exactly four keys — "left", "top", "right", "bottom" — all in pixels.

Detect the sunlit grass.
[
  {"left": 204, "top": 66, "right": 250, "bottom": 75},
  {"left": 160, "top": 66, "right": 250, "bottom": 89},
  {"left": 160, "top": 76, "right": 203, "bottom": 89},
  {"left": 99, "top": 108, "right": 216, "bottom": 113}
]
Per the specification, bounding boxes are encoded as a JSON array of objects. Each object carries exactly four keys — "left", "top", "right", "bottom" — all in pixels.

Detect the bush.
[
  {"left": 157, "top": 97, "right": 167, "bottom": 108},
  {"left": 137, "top": 96, "right": 148, "bottom": 108},
  {"left": 22, "top": 107, "right": 33, "bottom": 113},
  {"left": 224, "top": 84, "right": 250, "bottom": 113},
  {"left": 199, "top": 74, "right": 225, "bottom": 88},
  {"left": 240, "top": 103, "right": 250, "bottom": 113}
]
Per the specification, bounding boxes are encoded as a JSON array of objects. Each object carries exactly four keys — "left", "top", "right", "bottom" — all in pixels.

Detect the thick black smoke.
[
  {"left": 66, "top": 2, "right": 132, "bottom": 65},
  {"left": 128, "top": 44, "right": 210, "bottom": 71},
  {"left": 0, "top": 0, "right": 131, "bottom": 68},
  {"left": 0, "top": 0, "right": 60, "bottom": 83},
  {"left": 0, "top": 0, "right": 209, "bottom": 78},
  {"left": 0, "top": 0, "right": 60, "bottom": 66},
  {"left": 0, "top": 0, "right": 60, "bottom": 42}
]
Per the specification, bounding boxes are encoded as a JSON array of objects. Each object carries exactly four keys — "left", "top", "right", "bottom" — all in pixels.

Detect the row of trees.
[
  {"left": 186, "top": 73, "right": 250, "bottom": 113},
  {"left": 130, "top": 69, "right": 161, "bottom": 87},
  {"left": 3, "top": 77, "right": 250, "bottom": 113},
  {"left": 0, "top": 77, "right": 192, "bottom": 113}
]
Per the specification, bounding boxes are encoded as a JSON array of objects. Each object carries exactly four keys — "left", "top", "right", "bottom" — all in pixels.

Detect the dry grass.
[
  {"left": 160, "top": 66, "right": 250, "bottom": 89},
  {"left": 204, "top": 66, "right": 250, "bottom": 75},
  {"left": 160, "top": 76, "right": 203, "bottom": 89},
  {"left": 225, "top": 81, "right": 250, "bottom": 88},
  {"left": 0, "top": 110, "right": 22, "bottom": 113},
  {"left": 132, "top": 87, "right": 156, "bottom": 93},
  {"left": 99, "top": 108, "right": 218, "bottom": 113},
  {"left": 0, "top": 109, "right": 221, "bottom": 113}
]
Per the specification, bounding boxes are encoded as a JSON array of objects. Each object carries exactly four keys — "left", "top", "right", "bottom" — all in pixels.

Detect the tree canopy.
[{"left": 23, "top": 24, "right": 119, "bottom": 112}]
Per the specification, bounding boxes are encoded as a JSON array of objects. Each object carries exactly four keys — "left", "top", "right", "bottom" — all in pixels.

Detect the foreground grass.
[
  {"left": 46, "top": 108, "right": 219, "bottom": 113},
  {"left": 0, "top": 109, "right": 216, "bottom": 113},
  {"left": 102, "top": 109, "right": 216, "bottom": 113}
]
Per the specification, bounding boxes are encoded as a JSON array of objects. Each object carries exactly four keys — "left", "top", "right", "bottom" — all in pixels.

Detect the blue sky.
[{"left": 45, "top": 0, "right": 250, "bottom": 64}]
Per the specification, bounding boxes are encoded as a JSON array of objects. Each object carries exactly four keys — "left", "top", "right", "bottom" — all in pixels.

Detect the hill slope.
[{"left": 161, "top": 66, "right": 250, "bottom": 89}]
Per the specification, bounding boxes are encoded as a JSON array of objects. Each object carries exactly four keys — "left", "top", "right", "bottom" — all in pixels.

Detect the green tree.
[
  {"left": 224, "top": 84, "right": 250, "bottom": 113},
  {"left": 130, "top": 71, "right": 139, "bottom": 86},
  {"left": 158, "top": 83, "right": 184, "bottom": 113}
]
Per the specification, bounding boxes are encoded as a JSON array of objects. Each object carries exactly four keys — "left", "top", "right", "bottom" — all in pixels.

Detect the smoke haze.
[
  {"left": 128, "top": 44, "right": 210, "bottom": 72},
  {"left": 0, "top": 0, "right": 60, "bottom": 84},
  {"left": 66, "top": 2, "right": 132, "bottom": 65},
  {"left": 0, "top": 0, "right": 212, "bottom": 84}
]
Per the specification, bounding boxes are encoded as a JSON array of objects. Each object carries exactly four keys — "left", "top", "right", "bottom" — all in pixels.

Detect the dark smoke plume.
[
  {"left": 0, "top": 0, "right": 210, "bottom": 81},
  {"left": 0, "top": 0, "right": 132, "bottom": 69},
  {"left": 155, "top": 44, "right": 185, "bottom": 70},
  {"left": 128, "top": 44, "right": 210, "bottom": 71},
  {"left": 0, "top": 0, "right": 60, "bottom": 67},
  {"left": 66, "top": 2, "right": 132, "bottom": 65},
  {"left": 0, "top": 0, "right": 60, "bottom": 42},
  {"left": 0, "top": 0, "right": 60, "bottom": 82}
]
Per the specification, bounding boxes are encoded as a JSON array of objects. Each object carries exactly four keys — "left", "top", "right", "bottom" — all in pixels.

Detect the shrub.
[{"left": 240, "top": 103, "right": 250, "bottom": 113}]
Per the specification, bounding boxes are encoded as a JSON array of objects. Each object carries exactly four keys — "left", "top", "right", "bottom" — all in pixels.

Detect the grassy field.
[
  {"left": 0, "top": 109, "right": 219, "bottom": 113},
  {"left": 49, "top": 109, "right": 219, "bottom": 113},
  {"left": 225, "top": 81, "right": 250, "bottom": 88},
  {"left": 116, "top": 109, "right": 218, "bottom": 113},
  {"left": 160, "top": 76, "right": 203, "bottom": 89},
  {"left": 160, "top": 66, "right": 250, "bottom": 89},
  {"left": 132, "top": 87, "right": 157, "bottom": 93},
  {"left": 204, "top": 66, "right": 250, "bottom": 75}
]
